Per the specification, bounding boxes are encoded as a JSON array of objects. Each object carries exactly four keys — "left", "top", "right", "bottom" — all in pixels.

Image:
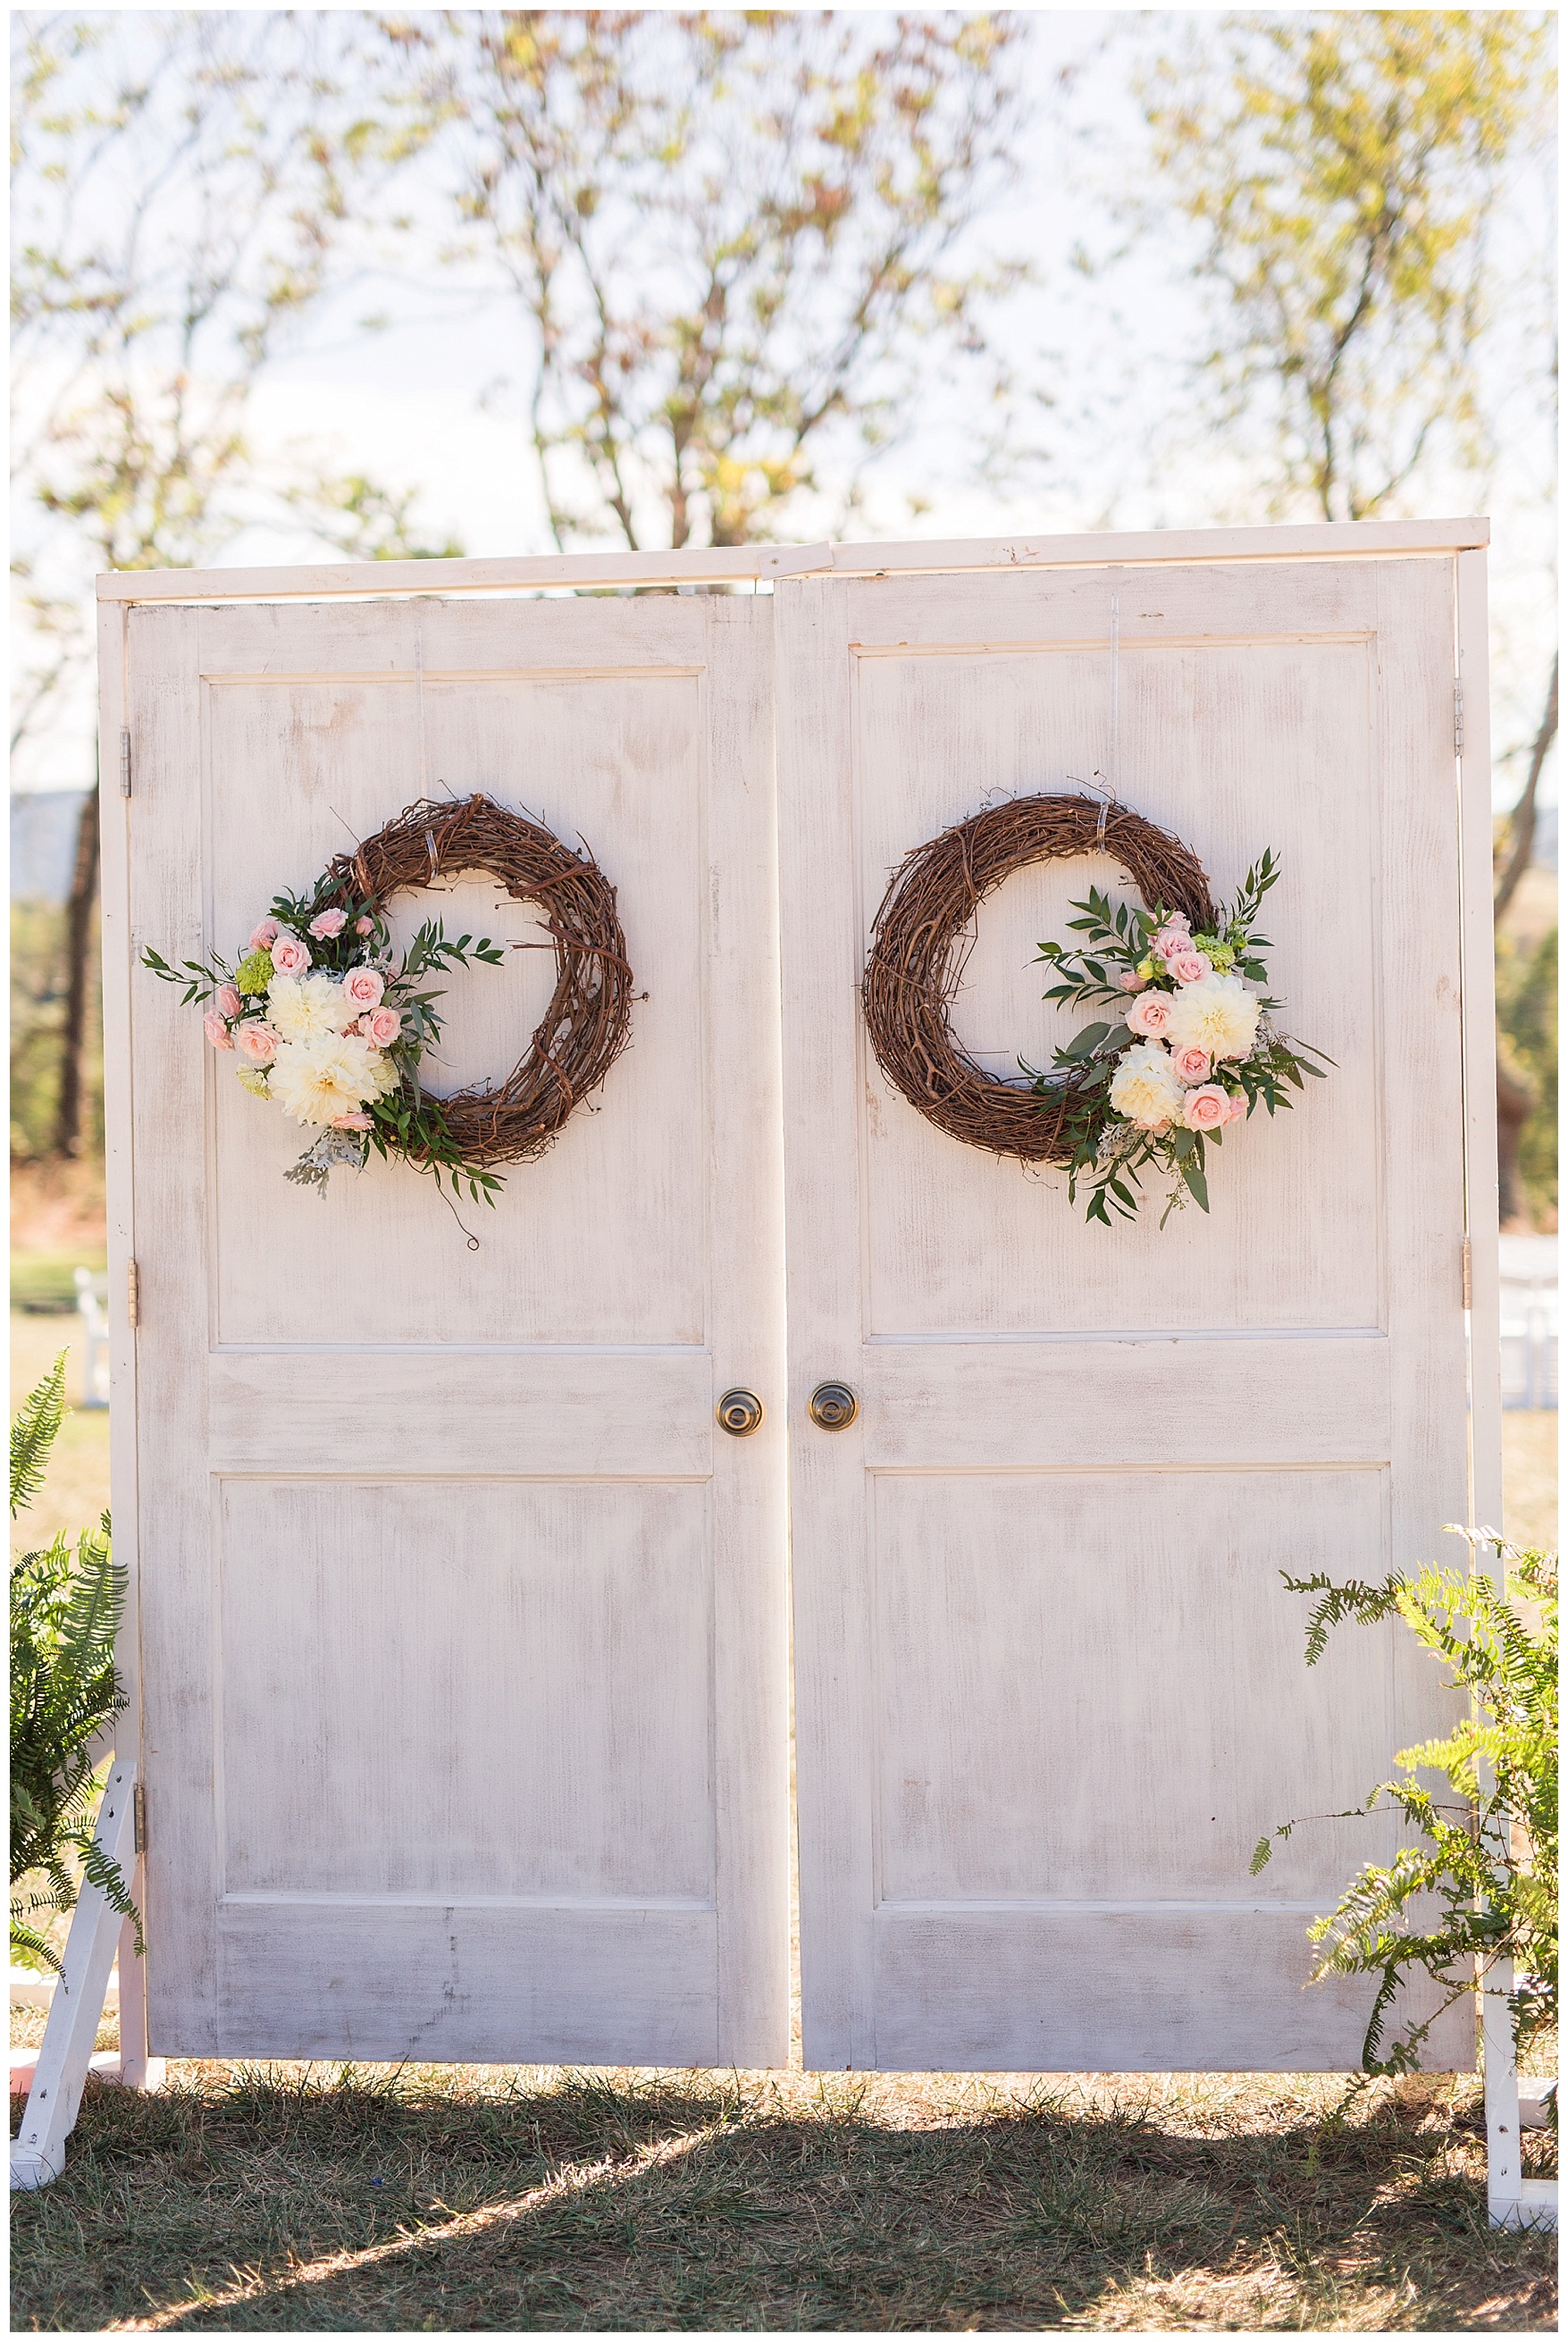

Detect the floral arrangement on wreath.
[
  {"left": 1034, "top": 850, "right": 1330, "bottom": 1228},
  {"left": 142, "top": 886, "right": 506, "bottom": 1204}
]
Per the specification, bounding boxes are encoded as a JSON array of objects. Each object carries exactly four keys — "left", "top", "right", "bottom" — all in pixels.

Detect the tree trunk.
[
  {"left": 1495, "top": 653, "right": 1558, "bottom": 919},
  {"left": 53, "top": 776, "right": 101, "bottom": 1159},
  {"left": 1496, "top": 1053, "right": 1535, "bottom": 1228}
]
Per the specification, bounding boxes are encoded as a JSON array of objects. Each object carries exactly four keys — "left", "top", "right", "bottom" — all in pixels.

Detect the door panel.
[
  {"left": 855, "top": 635, "right": 1382, "bottom": 1336},
  {"left": 777, "top": 556, "right": 1474, "bottom": 2071},
  {"left": 124, "top": 592, "right": 787, "bottom": 2064}
]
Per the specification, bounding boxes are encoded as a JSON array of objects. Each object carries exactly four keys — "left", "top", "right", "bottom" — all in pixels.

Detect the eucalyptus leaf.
[{"left": 1179, "top": 1154, "right": 1210, "bottom": 1211}]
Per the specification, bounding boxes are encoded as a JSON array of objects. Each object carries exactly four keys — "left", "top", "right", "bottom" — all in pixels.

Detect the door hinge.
[
  {"left": 1462, "top": 1233, "right": 1472, "bottom": 1311},
  {"left": 127, "top": 1259, "right": 141, "bottom": 1328},
  {"left": 1454, "top": 679, "right": 1464, "bottom": 760},
  {"left": 133, "top": 1783, "right": 147, "bottom": 1855},
  {"left": 119, "top": 726, "right": 131, "bottom": 798}
]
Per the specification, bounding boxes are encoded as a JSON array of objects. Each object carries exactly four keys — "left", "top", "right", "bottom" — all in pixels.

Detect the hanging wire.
[{"left": 1106, "top": 569, "right": 1121, "bottom": 809}]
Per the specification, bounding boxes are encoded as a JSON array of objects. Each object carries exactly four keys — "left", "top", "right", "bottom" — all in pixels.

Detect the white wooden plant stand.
[{"left": 10, "top": 1761, "right": 163, "bottom": 2190}]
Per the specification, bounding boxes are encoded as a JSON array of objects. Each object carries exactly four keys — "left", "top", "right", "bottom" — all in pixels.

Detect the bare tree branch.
[
  {"left": 382, "top": 12, "right": 1027, "bottom": 550},
  {"left": 1496, "top": 654, "right": 1559, "bottom": 918}
]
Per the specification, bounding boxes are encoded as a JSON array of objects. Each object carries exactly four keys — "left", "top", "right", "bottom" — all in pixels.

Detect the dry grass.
[
  {"left": 1501, "top": 1412, "right": 1558, "bottom": 1554},
  {"left": 8, "top": 2054, "right": 1558, "bottom": 2334}
]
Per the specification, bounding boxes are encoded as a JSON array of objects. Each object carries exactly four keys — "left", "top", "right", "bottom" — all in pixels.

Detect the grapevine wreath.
[
  {"left": 860, "top": 792, "right": 1329, "bottom": 1228},
  {"left": 145, "top": 793, "right": 634, "bottom": 1209}
]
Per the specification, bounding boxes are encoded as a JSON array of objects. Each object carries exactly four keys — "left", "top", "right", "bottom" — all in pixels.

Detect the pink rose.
[
  {"left": 356, "top": 916, "right": 373, "bottom": 936},
  {"left": 1152, "top": 919, "right": 1190, "bottom": 957},
  {"left": 216, "top": 984, "right": 242, "bottom": 1018},
  {"left": 1183, "top": 1083, "right": 1229, "bottom": 1131},
  {"left": 1226, "top": 1091, "right": 1247, "bottom": 1124},
  {"left": 1169, "top": 951, "right": 1212, "bottom": 986},
  {"left": 361, "top": 1006, "right": 401, "bottom": 1048},
  {"left": 203, "top": 1011, "right": 234, "bottom": 1051},
  {"left": 1125, "top": 992, "right": 1173, "bottom": 1038},
  {"left": 342, "top": 966, "right": 384, "bottom": 1011},
  {"left": 271, "top": 934, "right": 311, "bottom": 977},
  {"left": 308, "top": 907, "right": 348, "bottom": 940},
  {"left": 331, "top": 1112, "right": 373, "bottom": 1130},
  {"left": 234, "top": 1020, "right": 279, "bottom": 1066},
  {"left": 249, "top": 917, "right": 281, "bottom": 950},
  {"left": 1171, "top": 1045, "right": 1212, "bottom": 1086},
  {"left": 1118, "top": 970, "right": 1146, "bottom": 992}
]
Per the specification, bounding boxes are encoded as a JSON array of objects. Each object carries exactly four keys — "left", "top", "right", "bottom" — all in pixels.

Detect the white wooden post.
[
  {"left": 10, "top": 1762, "right": 139, "bottom": 2190},
  {"left": 114, "top": 1901, "right": 164, "bottom": 2095},
  {"left": 1456, "top": 550, "right": 1556, "bottom": 2234}
]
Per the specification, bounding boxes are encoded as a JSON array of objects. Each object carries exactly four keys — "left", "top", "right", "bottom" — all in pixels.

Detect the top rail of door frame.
[{"left": 96, "top": 517, "right": 1488, "bottom": 606}]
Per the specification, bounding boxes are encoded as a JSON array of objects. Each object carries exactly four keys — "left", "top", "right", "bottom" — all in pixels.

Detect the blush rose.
[
  {"left": 216, "top": 984, "right": 242, "bottom": 1018},
  {"left": 203, "top": 1011, "right": 234, "bottom": 1050},
  {"left": 308, "top": 907, "right": 348, "bottom": 940},
  {"left": 270, "top": 935, "right": 312, "bottom": 978},
  {"left": 360, "top": 1006, "right": 401, "bottom": 1047},
  {"left": 234, "top": 1020, "right": 279, "bottom": 1066},
  {"left": 248, "top": 917, "right": 281, "bottom": 950},
  {"left": 1182, "top": 1084, "right": 1229, "bottom": 1131},
  {"left": 343, "top": 967, "right": 385, "bottom": 1012},
  {"left": 1124, "top": 992, "right": 1174, "bottom": 1038},
  {"left": 1170, "top": 1045, "right": 1212, "bottom": 1085},
  {"left": 1169, "top": 950, "right": 1213, "bottom": 986}
]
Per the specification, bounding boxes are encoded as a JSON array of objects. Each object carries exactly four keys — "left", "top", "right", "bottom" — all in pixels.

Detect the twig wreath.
[
  {"left": 144, "top": 793, "right": 634, "bottom": 1216},
  {"left": 861, "top": 793, "right": 1329, "bottom": 1227}
]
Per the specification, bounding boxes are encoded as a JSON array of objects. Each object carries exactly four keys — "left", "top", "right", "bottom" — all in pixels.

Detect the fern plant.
[
  {"left": 10, "top": 1352, "right": 139, "bottom": 1973},
  {"left": 1253, "top": 1529, "right": 1557, "bottom": 2087}
]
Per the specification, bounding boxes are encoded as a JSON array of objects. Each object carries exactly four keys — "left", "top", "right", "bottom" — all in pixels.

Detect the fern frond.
[{"left": 10, "top": 1352, "right": 67, "bottom": 1518}]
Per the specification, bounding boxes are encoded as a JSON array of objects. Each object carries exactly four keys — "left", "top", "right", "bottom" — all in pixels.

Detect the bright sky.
[{"left": 13, "top": 7, "right": 1557, "bottom": 814}]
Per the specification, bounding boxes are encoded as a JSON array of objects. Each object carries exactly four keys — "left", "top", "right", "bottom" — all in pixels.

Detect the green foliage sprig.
[
  {"left": 10, "top": 1354, "right": 139, "bottom": 1974},
  {"left": 1253, "top": 1530, "right": 1557, "bottom": 2088}
]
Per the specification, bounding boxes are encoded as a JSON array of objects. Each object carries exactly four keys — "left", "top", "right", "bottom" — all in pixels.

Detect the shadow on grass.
[{"left": 10, "top": 2066, "right": 1560, "bottom": 2333}]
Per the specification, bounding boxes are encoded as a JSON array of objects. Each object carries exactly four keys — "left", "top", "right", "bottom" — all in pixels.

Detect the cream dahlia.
[
  {"left": 267, "top": 971, "right": 349, "bottom": 1043},
  {"left": 1108, "top": 1040, "right": 1186, "bottom": 1131},
  {"left": 1163, "top": 972, "right": 1260, "bottom": 1062},
  {"left": 268, "top": 1033, "right": 396, "bottom": 1126}
]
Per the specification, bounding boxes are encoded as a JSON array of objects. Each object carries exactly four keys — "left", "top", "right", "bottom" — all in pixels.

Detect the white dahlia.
[
  {"left": 1108, "top": 1040, "right": 1186, "bottom": 1131},
  {"left": 1163, "top": 972, "right": 1260, "bottom": 1062},
  {"left": 269, "top": 1033, "right": 393, "bottom": 1127},
  {"left": 267, "top": 970, "right": 348, "bottom": 1043}
]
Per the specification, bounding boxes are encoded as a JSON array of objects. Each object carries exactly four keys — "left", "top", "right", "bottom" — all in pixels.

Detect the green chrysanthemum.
[{"left": 235, "top": 948, "right": 273, "bottom": 995}]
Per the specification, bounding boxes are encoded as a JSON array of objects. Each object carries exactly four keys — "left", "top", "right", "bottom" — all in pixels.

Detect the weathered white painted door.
[
  {"left": 776, "top": 551, "right": 1475, "bottom": 2070},
  {"left": 121, "top": 592, "right": 787, "bottom": 2063}
]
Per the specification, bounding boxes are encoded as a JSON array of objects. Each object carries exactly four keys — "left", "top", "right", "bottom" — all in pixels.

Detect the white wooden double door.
[{"left": 118, "top": 548, "right": 1475, "bottom": 2070}]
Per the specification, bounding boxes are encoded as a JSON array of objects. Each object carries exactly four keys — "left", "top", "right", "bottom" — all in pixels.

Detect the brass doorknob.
[
  {"left": 717, "top": 1388, "right": 765, "bottom": 1438},
  {"left": 809, "top": 1381, "right": 859, "bottom": 1431}
]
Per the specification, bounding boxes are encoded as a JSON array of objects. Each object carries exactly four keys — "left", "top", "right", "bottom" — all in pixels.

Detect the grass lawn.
[{"left": 6, "top": 2053, "right": 1559, "bottom": 2333}]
